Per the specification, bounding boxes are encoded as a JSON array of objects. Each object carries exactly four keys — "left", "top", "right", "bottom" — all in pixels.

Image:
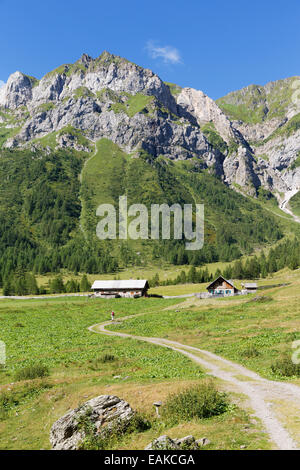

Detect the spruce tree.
[{"left": 80, "top": 274, "right": 91, "bottom": 292}]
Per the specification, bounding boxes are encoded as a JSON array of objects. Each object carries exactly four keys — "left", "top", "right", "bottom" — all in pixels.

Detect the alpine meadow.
[{"left": 0, "top": 38, "right": 300, "bottom": 453}]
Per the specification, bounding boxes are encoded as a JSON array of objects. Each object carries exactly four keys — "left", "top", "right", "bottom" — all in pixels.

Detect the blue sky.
[{"left": 0, "top": 0, "right": 300, "bottom": 99}]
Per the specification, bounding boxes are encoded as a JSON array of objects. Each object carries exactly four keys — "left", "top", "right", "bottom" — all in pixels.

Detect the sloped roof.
[
  {"left": 206, "top": 275, "right": 237, "bottom": 290},
  {"left": 244, "top": 283, "right": 257, "bottom": 288},
  {"left": 91, "top": 280, "right": 148, "bottom": 290}
]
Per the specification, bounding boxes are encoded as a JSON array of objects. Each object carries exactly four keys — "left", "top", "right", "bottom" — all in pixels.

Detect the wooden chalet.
[
  {"left": 206, "top": 276, "right": 239, "bottom": 297},
  {"left": 91, "top": 280, "right": 149, "bottom": 298}
]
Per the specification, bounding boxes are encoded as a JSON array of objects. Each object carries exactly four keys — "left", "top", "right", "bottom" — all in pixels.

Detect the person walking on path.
[{"left": 111, "top": 311, "right": 115, "bottom": 321}]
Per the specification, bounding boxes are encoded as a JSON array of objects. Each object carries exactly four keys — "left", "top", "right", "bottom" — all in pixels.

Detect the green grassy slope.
[
  {"left": 79, "top": 139, "right": 296, "bottom": 267},
  {"left": 216, "top": 77, "right": 299, "bottom": 124},
  {"left": 80, "top": 139, "right": 129, "bottom": 233},
  {"left": 290, "top": 191, "right": 300, "bottom": 217}
]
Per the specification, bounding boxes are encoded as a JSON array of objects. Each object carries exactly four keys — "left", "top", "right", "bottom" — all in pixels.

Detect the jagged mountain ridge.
[{"left": 0, "top": 50, "right": 299, "bottom": 207}]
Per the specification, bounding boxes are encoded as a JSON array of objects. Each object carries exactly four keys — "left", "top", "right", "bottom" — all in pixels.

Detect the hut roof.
[
  {"left": 206, "top": 275, "right": 237, "bottom": 291},
  {"left": 91, "top": 280, "right": 148, "bottom": 290},
  {"left": 243, "top": 283, "right": 258, "bottom": 288}
]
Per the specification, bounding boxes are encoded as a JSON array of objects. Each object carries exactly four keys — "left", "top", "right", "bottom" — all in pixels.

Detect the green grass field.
[
  {"left": 0, "top": 294, "right": 273, "bottom": 450},
  {"left": 1, "top": 267, "right": 299, "bottom": 450},
  {"left": 0, "top": 297, "right": 186, "bottom": 381},
  {"left": 108, "top": 269, "right": 300, "bottom": 382}
]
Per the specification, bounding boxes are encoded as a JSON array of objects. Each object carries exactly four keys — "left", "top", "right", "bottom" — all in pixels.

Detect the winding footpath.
[{"left": 89, "top": 314, "right": 300, "bottom": 450}]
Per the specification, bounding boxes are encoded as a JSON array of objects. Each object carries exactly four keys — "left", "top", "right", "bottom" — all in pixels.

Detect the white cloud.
[
  {"left": 146, "top": 41, "right": 182, "bottom": 65},
  {"left": 0, "top": 80, "right": 5, "bottom": 89}
]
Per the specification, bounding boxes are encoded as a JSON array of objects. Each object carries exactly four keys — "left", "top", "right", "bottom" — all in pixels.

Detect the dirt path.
[{"left": 88, "top": 314, "right": 300, "bottom": 450}]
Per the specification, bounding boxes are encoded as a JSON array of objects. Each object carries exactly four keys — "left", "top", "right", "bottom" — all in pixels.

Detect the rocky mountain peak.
[
  {"left": 0, "top": 71, "right": 34, "bottom": 109},
  {"left": 77, "top": 53, "right": 93, "bottom": 67}
]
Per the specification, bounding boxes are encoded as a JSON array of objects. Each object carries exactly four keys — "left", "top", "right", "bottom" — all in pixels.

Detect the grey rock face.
[
  {"left": 50, "top": 395, "right": 135, "bottom": 450},
  {"left": 0, "top": 72, "right": 33, "bottom": 109},
  {"left": 177, "top": 87, "right": 238, "bottom": 144},
  {"left": 196, "top": 437, "right": 211, "bottom": 447},
  {"left": 5, "top": 95, "right": 221, "bottom": 170},
  {"left": 223, "top": 146, "right": 261, "bottom": 195},
  {"left": 233, "top": 118, "right": 286, "bottom": 143}
]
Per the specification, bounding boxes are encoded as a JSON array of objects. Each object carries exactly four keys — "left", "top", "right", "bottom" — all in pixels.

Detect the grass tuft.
[
  {"left": 271, "top": 353, "right": 300, "bottom": 377},
  {"left": 241, "top": 345, "right": 261, "bottom": 358},
  {"left": 14, "top": 364, "right": 50, "bottom": 381},
  {"left": 161, "top": 380, "right": 229, "bottom": 423}
]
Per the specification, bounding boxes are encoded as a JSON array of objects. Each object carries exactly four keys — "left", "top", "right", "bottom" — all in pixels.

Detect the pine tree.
[
  {"left": 25, "top": 273, "right": 39, "bottom": 295},
  {"left": 49, "top": 276, "right": 65, "bottom": 294},
  {"left": 187, "top": 266, "right": 197, "bottom": 283},
  {"left": 80, "top": 274, "right": 91, "bottom": 292}
]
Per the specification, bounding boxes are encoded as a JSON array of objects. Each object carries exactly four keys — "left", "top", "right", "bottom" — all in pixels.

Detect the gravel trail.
[{"left": 89, "top": 315, "right": 300, "bottom": 450}]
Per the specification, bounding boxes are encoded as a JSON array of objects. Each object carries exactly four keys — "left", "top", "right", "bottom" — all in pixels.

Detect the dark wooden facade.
[{"left": 206, "top": 276, "right": 239, "bottom": 296}]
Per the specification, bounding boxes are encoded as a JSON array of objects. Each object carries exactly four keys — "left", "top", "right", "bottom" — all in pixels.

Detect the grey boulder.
[{"left": 50, "top": 394, "right": 135, "bottom": 450}]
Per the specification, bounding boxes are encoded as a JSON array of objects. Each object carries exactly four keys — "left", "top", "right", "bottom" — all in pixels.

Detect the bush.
[
  {"left": 162, "top": 380, "right": 229, "bottom": 423},
  {"left": 101, "top": 354, "right": 115, "bottom": 363},
  {"left": 271, "top": 353, "right": 300, "bottom": 377},
  {"left": 241, "top": 345, "right": 261, "bottom": 358},
  {"left": 14, "top": 363, "right": 49, "bottom": 381},
  {"left": 88, "top": 354, "right": 116, "bottom": 370}
]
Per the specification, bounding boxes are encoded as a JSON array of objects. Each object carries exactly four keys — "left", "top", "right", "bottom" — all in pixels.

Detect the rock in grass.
[
  {"left": 50, "top": 395, "right": 135, "bottom": 450},
  {"left": 174, "top": 435, "right": 196, "bottom": 447},
  {"left": 145, "top": 435, "right": 181, "bottom": 450},
  {"left": 145, "top": 434, "right": 206, "bottom": 450},
  {"left": 196, "top": 437, "right": 211, "bottom": 447}
]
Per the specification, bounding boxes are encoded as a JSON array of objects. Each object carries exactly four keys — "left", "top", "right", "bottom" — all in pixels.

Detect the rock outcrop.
[
  {"left": 145, "top": 434, "right": 211, "bottom": 450},
  {"left": 0, "top": 72, "right": 34, "bottom": 109},
  {"left": 177, "top": 87, "right": 239, "bottom": 144},
  {"left": 50, "top": 395, "right": 135, "bottom": 450}
]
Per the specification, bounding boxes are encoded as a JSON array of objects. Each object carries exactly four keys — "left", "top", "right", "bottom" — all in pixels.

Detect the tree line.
[
  {"left": 1, "top": 273, "right": 91, "bottom": 296},
  {"left": 149, "top": 237, "right": 300, "bottom": 287}
]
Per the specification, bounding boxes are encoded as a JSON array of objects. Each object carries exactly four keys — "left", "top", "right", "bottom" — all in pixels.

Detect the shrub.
[
  {"left": 14, "top": 363, "right": 49, "bottom": 381},
  {"left": 101, "top": 354, "right": 115, "bottom": 363},
  {"left": 271, "top": 353, "right": 300, "bottom": 377},
  {"left": 88, "top": 354, "right": 116, "bottom": 370},
  {"left": 241, "top": 345, "right": 261, "bottom": 358},
  {"left": 162, "top": 380, "right": 229, "bottom": 423}
]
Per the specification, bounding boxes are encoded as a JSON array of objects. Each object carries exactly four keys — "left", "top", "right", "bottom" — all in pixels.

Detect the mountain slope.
[
  {"left": 0, "top": 51, "right": 299, "bottom": 279},
  {"left": 1, "top": 51, "right": 299, "bottom": 201}
]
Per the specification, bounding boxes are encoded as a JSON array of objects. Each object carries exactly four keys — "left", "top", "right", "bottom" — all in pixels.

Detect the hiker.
[{"left": 111, "top": 311, "right": 115, "bottom": 321}]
